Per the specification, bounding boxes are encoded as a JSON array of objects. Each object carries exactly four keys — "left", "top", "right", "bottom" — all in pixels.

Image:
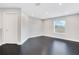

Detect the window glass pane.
[{"left": 54, "top": 19, "right": 65, "bottom": 33}]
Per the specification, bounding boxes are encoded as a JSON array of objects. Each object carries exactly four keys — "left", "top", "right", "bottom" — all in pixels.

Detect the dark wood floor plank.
[{"left": 2, "top": 44, "right": 20, "bottom": 55}]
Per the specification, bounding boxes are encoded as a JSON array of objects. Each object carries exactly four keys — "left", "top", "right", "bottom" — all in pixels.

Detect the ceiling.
[{"left": 0, "top": 3, "right": 79, "bottom": 19}]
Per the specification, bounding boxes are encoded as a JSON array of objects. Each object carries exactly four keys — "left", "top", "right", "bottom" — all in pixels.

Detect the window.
[{"left": 54, "top": 19, "right": 66, "bottom": 33}]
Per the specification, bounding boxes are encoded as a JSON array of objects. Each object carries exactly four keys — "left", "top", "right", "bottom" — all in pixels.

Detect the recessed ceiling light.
[
  {"left": 58, "top": 3, "right": 62, "bottom": 6},
  {"left": 46, "top": 12, "right": 49, "bottom": 15},
  {"left": 31, "top": 13, "right": 34, "bottom": 16}
]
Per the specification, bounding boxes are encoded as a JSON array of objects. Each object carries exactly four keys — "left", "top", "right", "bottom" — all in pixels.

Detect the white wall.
[
  {"left": 0, "top": 10, "right": 2, "bottom": 45},
  {"left": 0, "top": 29, "right": 2, "bottom": 45},
  {"left": 21, "top": 12, "right": 44, "bottom": 44},
  {"left": 0, "top": 10, "right": 2, "bottom": 29},
  {"left": 44, "top": 14, "right": 79, "bottom": 42}
]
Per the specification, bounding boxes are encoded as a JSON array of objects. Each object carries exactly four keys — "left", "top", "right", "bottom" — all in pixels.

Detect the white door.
[{"left": 3, "top": 11, "right": 19, "bottom": 44}]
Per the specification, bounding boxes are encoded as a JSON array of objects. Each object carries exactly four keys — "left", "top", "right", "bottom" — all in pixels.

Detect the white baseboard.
[
  {"left": 1, "top": 35, "right": 79, "bottom": 46},
  {"left": 45, "top": 35, "right": 79, "bottom": 43},
  {"left": 20, "top": 35, "right": 45, "bottom": 45},
  {"left": 20, "top": 35, "right": 79, "bottom": 45}
]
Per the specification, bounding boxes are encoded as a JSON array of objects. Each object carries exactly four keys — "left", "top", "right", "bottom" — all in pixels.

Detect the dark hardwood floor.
[
  {"left": 0, "top": 36, "right": 79, "bottom": 55},
  {"left": 20, "top": 36, "right": 79, "bottom": 55}
]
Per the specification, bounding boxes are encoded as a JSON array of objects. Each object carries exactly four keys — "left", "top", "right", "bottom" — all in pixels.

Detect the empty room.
[{"left": 0, "top": 3, "right": 79, "bottom": 55}]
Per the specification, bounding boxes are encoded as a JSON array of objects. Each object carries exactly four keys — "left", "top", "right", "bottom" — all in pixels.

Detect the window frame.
[{"left": 54, "top": 18, "right": 66, "bottom": 34}]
